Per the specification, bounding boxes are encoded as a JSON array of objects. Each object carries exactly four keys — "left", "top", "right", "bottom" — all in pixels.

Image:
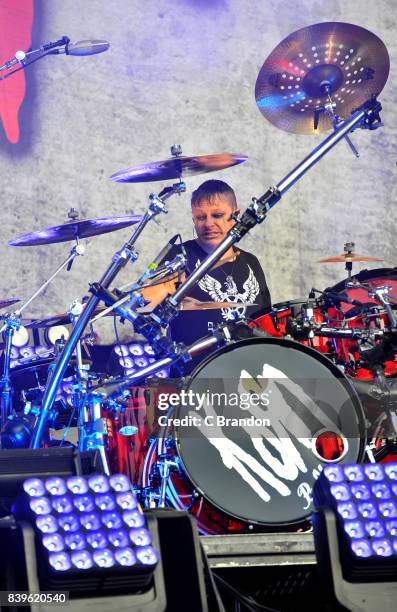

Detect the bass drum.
[{"left": 142, "top": 337, "right": 366, "bottom": 533}]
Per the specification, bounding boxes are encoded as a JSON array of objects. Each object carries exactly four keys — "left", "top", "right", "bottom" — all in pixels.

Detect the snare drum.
[{"left": 141, "top": 337, "right": 366, "bottom": 533}]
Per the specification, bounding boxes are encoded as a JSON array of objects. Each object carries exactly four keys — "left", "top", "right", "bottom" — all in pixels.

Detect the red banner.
[{"left": 0, "top": 1, "right": 34, "bottom": 144}]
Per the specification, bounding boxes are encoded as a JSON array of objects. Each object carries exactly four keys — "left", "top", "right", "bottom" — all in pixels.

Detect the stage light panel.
[{"left": 14, "top": 473, "right": 158, "bottom": 580}]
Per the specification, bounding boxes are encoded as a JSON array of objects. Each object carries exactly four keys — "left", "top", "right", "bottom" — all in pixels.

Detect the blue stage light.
[
  {"left": 95, "top": 493, "right": 116, "bottom": 511},
  {"left": 343, "top": 520, "right": 365, "bottom": 539},
  {"left": 115, "top": 547, "right": 136, "bottom": 566},
  {"left": 73, "top": 494, "right": 95, "bottom": 513},
  {"left": 343, "top": 464, "right": 365, "bottom": 482},
  {"left": 109, "top": 474, "right": 131, "bottom": 492},
  {"left": 322, "top": 465, "right": 344, "bottom": 482},
  {"left": 386, "top": 520, "right": 397, "bottom": 536},
  {"left": 71, "top": 550, "right": 94, "bottom": 569},
  {"left": 351, "top": 483, "right": 371, "bottom": 500},
  {"left": 52, "top": 495, "right": 73, "bottom": 514},
  {"left": 45, "top": 477, "right": 67, "bottom": 496},
  {"left": 42, "top": 533, "right": 65, "bottom": 552},
  {"left": 136, "top": 546, "right": 159, "bottom": 566},
  {"left": 80, "top": 512, "right": 101, "bottom": 531},
  {"left": 385, "top": 465, "right": 397, "bottom": 480},
  {"left": 372, "top": 483, "right": 392, "bottom": 499},
  {"left": 88, "top": 474, "right": 110, "bottom": 493},
  {"left": 123, "top": 509, "right": 146, "bottom": 528},
  {"left": 129, "top": 527, "right": 152, "bottom": 546},
  {"left": 29, "top": 497, "right": 52, "bottom": 515},
  {"left": 48, "top": 552, "right": 72, "bottom": 572},
  {"left": 36, "top": 515, "right": 59, "bottom": 533},
  {"left": 350, "top": 538, "right": 372, "bottom": 558},
  {"left": 357, "top": 501, "right": 378, "bottom": 519},
  {"left": 23, "top": 478, "right": 46, "bottom": 497},
  {"left": 116, "top": 491, "right": 137, "bottom": 510},
  {"left": 108, "top": 529, "right": 129, "bottom": 547},
  {"left": 371, "top": 539, "right": 393, "bottom": 557},
  {"left": 58, "top": 514, "right": 80, "bottom": 532},
  {"left": 330, "top": 483, "right": 351, "bottom": 501},
  {"left": 365, "top": 521, "right": 385, "bottom": 538},
  {"left": 67, "top": 476, "right": 89, "bottom": 495},
  {"left": 93, "top": 548, "right": 115, "bottom": 568},
  {"left": 379, "top": 501, "right": 397, "bottom": 518},
  {"left": 101, "top": 511, "right": 123, "bottom": 529},
  {"left": 364, "top": 464, "right": 384, "bottom": 481},
  {"left": 86, "top": 530, "right": 108, "bottom": 549},
  {"left": 64, "top": 532, "right": 86, "bottom": 551},
  {"left": 337, "top": 501, "right": 358, "bottom": 520}
]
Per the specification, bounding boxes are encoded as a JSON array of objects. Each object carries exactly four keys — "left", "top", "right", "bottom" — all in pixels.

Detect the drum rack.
[{"left": 202, "top": 531, "right": 316, "bottom": 569}]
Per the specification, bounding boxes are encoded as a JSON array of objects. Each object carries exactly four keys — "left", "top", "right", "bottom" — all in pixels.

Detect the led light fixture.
[
  {"left": 313, "top": 462, "right": 397, "bottom": 612},
  {"left": 13, "top": 473, "right": 159, "bottom": 600}
]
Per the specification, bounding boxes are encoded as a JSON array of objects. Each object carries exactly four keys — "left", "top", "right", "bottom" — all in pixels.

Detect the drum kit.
[{"left": 0, "top": 22, "right": 395, "bottom": 533}]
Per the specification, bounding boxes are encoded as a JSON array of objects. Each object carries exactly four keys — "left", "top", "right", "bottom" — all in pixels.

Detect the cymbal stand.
[
  {"left": 343, "top": 241, "right": 355, "bottom": 278},
  {"left": 30, "top": 182, "right": 185, "bottom": 449},
  {"left": 0, "top": 242, "right": 84, "bottom": 442},
  {"left": 313, "top": 85, "right": 360, "bottom": 158}
]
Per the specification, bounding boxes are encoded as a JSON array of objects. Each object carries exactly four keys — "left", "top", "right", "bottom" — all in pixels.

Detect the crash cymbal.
[
  {"left": 180, "top": 300, "right": 258, "bottom": 311},
  {"left": 255, "top": 22, "right": 389, "bottom": 134},
  {"left": 318, "top": 253, "right": 384, "bottom": 263},
  {"left": 139, "top": 299, "right": 257, "bottom": 312},
  {"left": 9, "top": 215, "right": 143, "bottom": 246},
  {"left": 0, "top": 298, "right": 21, "bottom": 310},
  {"left": 109, "top": 153, "right": 248, "bottom": 183}
]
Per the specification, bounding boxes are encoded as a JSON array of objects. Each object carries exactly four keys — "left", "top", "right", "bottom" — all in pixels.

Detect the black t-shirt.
[{"left": 164, "top": 240, "right": 271, "bottom": 347}]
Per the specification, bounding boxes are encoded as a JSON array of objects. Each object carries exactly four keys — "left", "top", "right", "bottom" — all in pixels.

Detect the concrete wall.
[{"left": 1, "top": 0, "right": 395, "bottom": 341}]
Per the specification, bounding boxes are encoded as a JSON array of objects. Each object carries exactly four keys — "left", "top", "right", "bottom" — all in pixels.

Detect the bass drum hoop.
[{"left": 175, "top": 336, "right": 367, "bottom": 528}]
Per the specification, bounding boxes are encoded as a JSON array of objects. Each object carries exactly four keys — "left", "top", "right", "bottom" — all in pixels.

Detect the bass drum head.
[{"left": 176, "top": 337, "right": 366, "bottom": 527}]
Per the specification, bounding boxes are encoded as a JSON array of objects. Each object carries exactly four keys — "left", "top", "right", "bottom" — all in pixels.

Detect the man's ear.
[{"left": 230, "top": 207, "right": 240, "bottom": 220}]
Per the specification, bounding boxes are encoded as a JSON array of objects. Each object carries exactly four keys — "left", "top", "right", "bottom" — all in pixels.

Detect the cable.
[{"left": 212, "top": 571, "right": 282, "bottom": 612}]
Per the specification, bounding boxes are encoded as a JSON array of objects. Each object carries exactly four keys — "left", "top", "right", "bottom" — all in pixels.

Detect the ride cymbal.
[
  {"left": 318, "top": 253, "right": 384, "bottom": 263},
  {"left": 109, "top": 153, "right": 248, "bottom": 183},
  {"left": 255, "top": 22, "right": 389, "bottom": 134},
  {"left": 9, "top": 215, "right": 142, "bottom": 246}
]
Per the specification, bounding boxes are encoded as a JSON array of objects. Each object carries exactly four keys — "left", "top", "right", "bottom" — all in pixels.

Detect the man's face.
[{"left": 192, "top": 195, "right": 239, "bottom": 253}]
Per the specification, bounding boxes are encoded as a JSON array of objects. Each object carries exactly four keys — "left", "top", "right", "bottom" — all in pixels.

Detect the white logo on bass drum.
[{"left": 187, "top": 364, "right": 348, "bottom": 505}]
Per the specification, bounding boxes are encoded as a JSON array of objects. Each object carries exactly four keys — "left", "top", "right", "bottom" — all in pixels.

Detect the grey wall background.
[{"left": 0, "top": 0, "right": 395, "bottom": 341}]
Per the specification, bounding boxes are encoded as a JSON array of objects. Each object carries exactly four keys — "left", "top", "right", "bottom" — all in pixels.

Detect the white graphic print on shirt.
[{"left": 197, "top": 262, "right": 260, "bottom": 321}]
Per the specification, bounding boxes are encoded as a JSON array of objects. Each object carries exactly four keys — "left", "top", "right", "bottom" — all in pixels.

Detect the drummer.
[{"left": 143, "top": 179, "right": 271, "bottom": 349}]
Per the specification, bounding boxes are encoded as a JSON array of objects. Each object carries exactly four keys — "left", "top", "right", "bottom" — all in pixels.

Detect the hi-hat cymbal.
[
  {"left": 0, "top": 298, "right": 21, "bottom": 310},
  {"left": 109, "top": 153, "right": 248, "bottom": 183},
  {"left": 318, "top": 253, "right": 384, "bottom": 263},
  {"left": 9, "top": 215, "right": 143, "bottom": 246},
  {"left": 255, "top": 22, "right": 389, "bottom": 134}
]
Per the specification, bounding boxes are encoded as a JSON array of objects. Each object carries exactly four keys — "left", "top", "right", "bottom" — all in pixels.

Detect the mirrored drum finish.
[{"left": 143, "top": 338, "right": 366, "bottom": 531}]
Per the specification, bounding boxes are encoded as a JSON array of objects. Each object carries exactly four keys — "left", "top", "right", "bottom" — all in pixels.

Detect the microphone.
[
  {"left": 148, "top": 234, "right": 180, "bottom": 271},
  {"left": 50, "top": 40, "right": 110, "bottom": 56}
]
